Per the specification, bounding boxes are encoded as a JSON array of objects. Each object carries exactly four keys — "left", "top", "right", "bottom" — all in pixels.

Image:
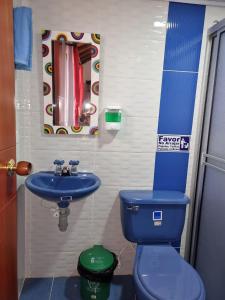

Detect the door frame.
[{"left": 186, "top": 19, "right": 225, "bottom": 265}]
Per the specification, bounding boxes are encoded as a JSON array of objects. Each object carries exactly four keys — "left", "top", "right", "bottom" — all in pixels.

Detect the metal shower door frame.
[{"left": 187, "top": 19, "right": 225, "bottom": 265}]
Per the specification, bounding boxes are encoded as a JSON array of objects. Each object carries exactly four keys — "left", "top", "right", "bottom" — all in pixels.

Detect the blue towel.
[{"left": 13, "top": 7, "right": 32, "bottom": 71}]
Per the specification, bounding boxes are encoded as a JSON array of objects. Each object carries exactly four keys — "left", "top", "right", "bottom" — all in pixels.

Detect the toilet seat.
[{"left": 134, "top": 245, "right": 205, "bottom": 300}]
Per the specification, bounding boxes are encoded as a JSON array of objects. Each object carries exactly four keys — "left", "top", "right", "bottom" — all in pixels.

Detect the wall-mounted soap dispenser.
[{"left": 104, "top": 106, "right": 122, "bottom": 131}]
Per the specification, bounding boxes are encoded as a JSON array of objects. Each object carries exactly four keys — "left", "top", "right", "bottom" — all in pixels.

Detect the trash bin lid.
[{"left": 79, "top": 245, "right": 115, "bottom": 272}]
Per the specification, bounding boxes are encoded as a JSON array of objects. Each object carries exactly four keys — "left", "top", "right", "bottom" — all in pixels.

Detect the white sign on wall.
[{"left": 157, "top": 135, "right": 190, "bottom": 152}]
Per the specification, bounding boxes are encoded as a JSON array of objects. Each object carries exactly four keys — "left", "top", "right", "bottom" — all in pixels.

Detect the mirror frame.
[{"left": 42, "top": 30, "right": 100, "bottom": 135}]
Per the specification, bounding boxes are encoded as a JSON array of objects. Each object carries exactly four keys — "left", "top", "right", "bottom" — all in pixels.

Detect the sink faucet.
[
  {"left": 62, "top": 166, "right": 70, "bottom": 176},
  {"left": 69, "top": 160, "right": 79, "bottom": 176},
  {"left": 53, "top": 160, "right": 65, "bottom": 176},
  {"left": 53, "top": 160, "right": 79, "bottom": 176}
]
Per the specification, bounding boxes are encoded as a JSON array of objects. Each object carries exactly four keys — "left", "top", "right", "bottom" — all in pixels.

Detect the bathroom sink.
[{"left": 25, "top": 171, "right": 101, "bottom": 203}]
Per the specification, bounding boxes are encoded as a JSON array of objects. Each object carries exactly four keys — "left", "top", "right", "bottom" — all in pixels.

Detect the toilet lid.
[{"left": 136, "top": 245, "right": 203, "bottom": 300}]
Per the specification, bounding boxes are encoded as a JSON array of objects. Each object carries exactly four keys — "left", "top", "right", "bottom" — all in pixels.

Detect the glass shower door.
[{"left": 192, "top": 21, "right": 225, "bottom": 300}]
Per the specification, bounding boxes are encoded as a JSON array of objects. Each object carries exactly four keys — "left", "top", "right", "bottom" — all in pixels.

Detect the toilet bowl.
[
  {"left": 119, "top": 190, "right": 205, "bottom": 300},
  {"left": 134, "top": 245, "right": 205, "bottom": 300}
]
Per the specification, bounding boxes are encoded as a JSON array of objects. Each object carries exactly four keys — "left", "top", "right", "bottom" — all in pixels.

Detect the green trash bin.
[{"left": 77, "top": 245, "right": 118, "bottom": 300}]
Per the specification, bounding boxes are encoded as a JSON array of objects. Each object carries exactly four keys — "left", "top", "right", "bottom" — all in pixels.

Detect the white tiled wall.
[
  {"left": 15, "top": 77, "right": 32, "bottom": 293},
  {"left": 17, "top": 0, "right": 168, "bottom": 277},
  {"left": 15, "top": 62, "right": 32, "bottom": 294},
  {"left": 14, "top": 0, "right": 33, "bottom": 293},
  {"left": 15, "top": 0, "right": 225, "bottom": 279}
]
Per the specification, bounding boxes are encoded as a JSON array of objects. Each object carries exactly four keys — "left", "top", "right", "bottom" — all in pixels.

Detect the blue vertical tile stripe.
[
  {"left": 154, "top": 152, "right": 189, "bottom": 192},
  {"left": 164, "top": 2, "right": 205, "bottom": 72},
  {"left": 158, "top": 71, "right": 198, "bottom": 135},
  {"left": 153, "top": 2, "right": 205, "bottom": 192}
]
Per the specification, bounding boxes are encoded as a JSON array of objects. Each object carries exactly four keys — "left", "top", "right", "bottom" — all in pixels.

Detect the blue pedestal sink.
[
  {"left": 25, "top": 171, "right": 101, "bottom": 231},
  {"left": 25, "top": 171, "right": 101, "bottom": 206}
]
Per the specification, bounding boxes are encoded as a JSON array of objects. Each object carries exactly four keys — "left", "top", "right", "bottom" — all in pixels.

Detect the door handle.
[{"left": 0, "top": 159, "right": 32, "bottom": 176}]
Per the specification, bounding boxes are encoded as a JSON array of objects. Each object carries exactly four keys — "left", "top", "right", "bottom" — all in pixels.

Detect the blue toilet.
[{"left": 119, "top": 190, "right": 205, "bottom": 300}]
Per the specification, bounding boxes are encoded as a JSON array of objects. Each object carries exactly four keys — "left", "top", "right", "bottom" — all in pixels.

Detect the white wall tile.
[
  {"left": 100, "top": 77, "right": 162, "bottom": 117},
  {"left": 30, "top": 112, "right": 97, "bottom": 152},
  {"left": 16, "top": 0, "right": 169, "bottom": 277},
  {"left": 30, "top": 149, "right": 95, "bottom": 173},
  {"left": 15, "top": 64, "right": 32, "bottom": 294},
  {"left": 97, "top": 116, "right": 158, "bottom": 153},
  {"left": 94, "top": 152, "right": 155, "bottom": 187},
  {"left": 17, "top": 185, "right": 26, "bottom": 295},
  {"left": 92, "top": 186, "right": 121, "bottom": 221}
]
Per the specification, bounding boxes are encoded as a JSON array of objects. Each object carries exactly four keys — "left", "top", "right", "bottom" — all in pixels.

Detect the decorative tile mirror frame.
[{"left": 42, "top": 30, "right": 100, "bottom": 135}]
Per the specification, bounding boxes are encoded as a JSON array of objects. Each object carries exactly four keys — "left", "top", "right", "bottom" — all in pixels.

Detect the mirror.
[{"left": 42, "top": 30, "right": 100, "bottom": 135}]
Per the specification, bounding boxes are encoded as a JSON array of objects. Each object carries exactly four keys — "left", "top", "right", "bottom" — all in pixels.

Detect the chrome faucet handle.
[
  {"left": 53, "top": 160, "right": 65, "bottom": 175},
  {"left": 69, "top": 160, "right": 79, "bottom": 166},
  {"left": 54, "top": 160, "right": 65, "bottom": 165},
  {"left": 69, "top": 160, "right": 79, "bottom": 175}
]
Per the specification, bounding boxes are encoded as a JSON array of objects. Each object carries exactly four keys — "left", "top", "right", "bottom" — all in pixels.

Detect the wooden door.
[{"left": 0, "top": 0, "right": 18, "bottom": 299}]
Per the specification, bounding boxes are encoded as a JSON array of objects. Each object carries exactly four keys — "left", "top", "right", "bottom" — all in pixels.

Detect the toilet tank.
[{"left": 119, "top": 190, "right": 189, "bottom": 244}]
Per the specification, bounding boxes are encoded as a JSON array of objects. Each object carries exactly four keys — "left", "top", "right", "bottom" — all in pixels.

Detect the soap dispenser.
[{"left": 104, "top": 106, "right": 122, "bottom": 131}]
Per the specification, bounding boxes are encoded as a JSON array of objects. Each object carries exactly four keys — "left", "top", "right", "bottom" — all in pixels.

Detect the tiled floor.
[{"left": 20, "top": 275, "right": 135, "bottom": 300}]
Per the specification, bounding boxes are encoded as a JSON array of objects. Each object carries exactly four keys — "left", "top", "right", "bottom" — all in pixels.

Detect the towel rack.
[
  {"left": 202, "top": 153, "right": 225, "bottom": 174},
  {"left": 202, "top": 153, "right": 225, "bottom": 164}
]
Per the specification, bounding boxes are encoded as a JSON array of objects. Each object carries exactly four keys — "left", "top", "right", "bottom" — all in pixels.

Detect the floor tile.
[
  {"left": 50, "top": 277, "right": 80, "bottom": 300},
  {"left": 50, "top": 275, "right": 135, "bottom": 300},
  {"left": 20, "top": 275, "right": 135, "bottom": 300},
  {"left": 20, "top": 278, "right": 53, "bottom": 300},
  {"left": 109, "top": 275, "right": 135, "bottom": 300}
]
